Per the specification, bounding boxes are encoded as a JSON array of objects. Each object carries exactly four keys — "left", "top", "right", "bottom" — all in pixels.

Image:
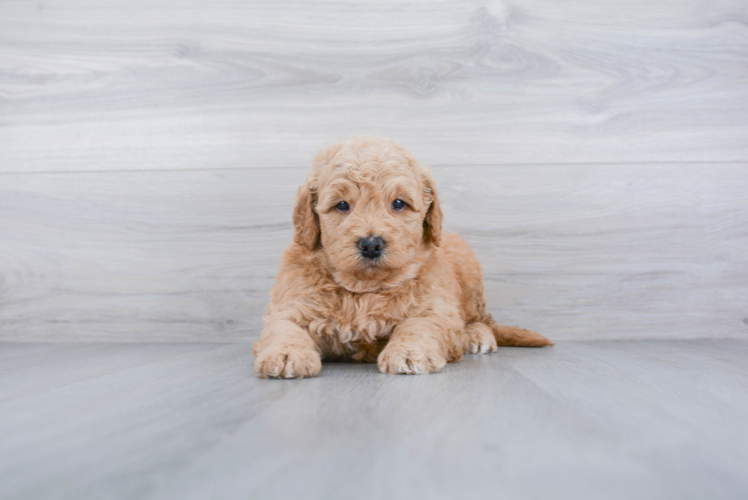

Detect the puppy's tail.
[{"left": 485, "top": 317, "right": 554, "bottom": 347}]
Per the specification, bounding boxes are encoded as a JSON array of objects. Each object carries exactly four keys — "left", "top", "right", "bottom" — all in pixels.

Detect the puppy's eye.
[
  {"left": 336, "top": 201, "right": 350, "bottom": 212},
  {"left": 392, "top": 199, "right": 406, "bottom": 211}
]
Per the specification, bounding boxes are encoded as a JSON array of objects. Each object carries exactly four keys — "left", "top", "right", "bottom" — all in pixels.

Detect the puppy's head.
[{"left": 293, "top": 136, "right": 442, "bottom": 288}]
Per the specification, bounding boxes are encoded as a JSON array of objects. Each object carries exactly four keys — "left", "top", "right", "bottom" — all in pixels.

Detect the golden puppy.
[{"left": 253, "top": 136, "right": 552, "bottom": 378}]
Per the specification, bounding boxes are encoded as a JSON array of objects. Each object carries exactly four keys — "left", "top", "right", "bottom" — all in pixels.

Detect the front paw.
[
  {"left": 254, "top": 344, "right": 322, "bottom": 379},
  {"left": 377, "top": 341, "right": 446, "bottom": 375}
]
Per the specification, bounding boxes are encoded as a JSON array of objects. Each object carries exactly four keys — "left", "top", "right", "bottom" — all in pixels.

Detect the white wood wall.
[{"left": 1, "top": 0, "right": 746, "bottom": 342}]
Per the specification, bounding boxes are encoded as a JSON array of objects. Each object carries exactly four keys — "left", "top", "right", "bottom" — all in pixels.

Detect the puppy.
[{"left": 253, "top": 136, "right": 552, "bottom": 378}]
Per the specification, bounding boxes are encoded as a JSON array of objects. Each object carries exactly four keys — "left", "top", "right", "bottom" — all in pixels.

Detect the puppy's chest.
[{"left": 308, "top": 291, "right": 412, "bottom": 346}]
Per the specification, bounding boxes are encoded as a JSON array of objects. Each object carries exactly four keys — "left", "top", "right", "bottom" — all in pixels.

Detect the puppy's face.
[
  {"left": 317, "top": 162, "right": 426, "bottom": 281},
  {"left": 293, "top": 136, "right": 442, "bottom": 287}
]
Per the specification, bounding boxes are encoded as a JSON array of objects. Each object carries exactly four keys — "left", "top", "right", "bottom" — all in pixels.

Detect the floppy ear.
[
  {"left": 293, "top": 182, "right": 320, "bottom": 250},
  {"left": 423, "top": 177, "right": 443, "bottom": 247}
]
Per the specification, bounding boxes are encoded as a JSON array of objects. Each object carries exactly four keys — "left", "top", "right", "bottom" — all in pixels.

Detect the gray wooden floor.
[{"left": 1, "top": 340, "right": 747, "bottom": 500}]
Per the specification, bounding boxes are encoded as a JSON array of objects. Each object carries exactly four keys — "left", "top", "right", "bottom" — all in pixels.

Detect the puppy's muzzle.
[{"left": 358, "top": 236, "right": 385, "bottom": 260}]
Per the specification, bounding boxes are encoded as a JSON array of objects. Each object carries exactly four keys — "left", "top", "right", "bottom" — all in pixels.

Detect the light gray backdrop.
[{"left": 1, "top": 0, "right": 747, "bottom": 342}]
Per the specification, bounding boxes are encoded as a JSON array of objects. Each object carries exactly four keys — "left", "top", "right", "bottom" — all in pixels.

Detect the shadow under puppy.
[{"left": 253, "top": 136, "right": 552, "bottom": 378}]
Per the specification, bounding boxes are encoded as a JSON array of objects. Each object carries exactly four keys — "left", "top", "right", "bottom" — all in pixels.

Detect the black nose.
[{"left": 358, "top": 236, "right": 385, "bottom": 259}]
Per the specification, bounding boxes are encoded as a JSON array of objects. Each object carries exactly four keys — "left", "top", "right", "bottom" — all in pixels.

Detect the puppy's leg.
[
  {"left": 463, "top": 322, "right": 498, "bottom": 354},
  {"left": 378, "top": 317, "right": 460, "bottom": 375},
  {"left": 441, "top": 233, "right": 553, "bottom": 348},
  {"left": 253, "top": 320, "right": 322, "bottom": 378}
]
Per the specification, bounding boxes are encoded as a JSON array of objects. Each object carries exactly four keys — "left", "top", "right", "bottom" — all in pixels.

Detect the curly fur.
[{"left": 253, "top": 136, "right": 552, "bottom": 378}]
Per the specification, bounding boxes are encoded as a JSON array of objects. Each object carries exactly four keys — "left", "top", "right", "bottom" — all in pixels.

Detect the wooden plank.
[
  {"left": 0, "top": 341, "right": 747, "bottom": 499},
  {"left": 0, "top": 163, "right": 745, "bottom": 342},
  {"left": 1, "top": 0, "right": 747, "bottom": 173}
]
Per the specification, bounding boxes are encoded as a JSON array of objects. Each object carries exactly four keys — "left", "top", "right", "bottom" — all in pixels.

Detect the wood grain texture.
[
  {"left": 1, "top": 163, "right": 746, "bottom": 342},
  {"left": 1, "top": 340, "right": 747, "bottom": 500},
  {"left": 0, "top": 0, "right": 747, "bottom": 342},
  {"left": 1, "top": 0, "right": 747, "bottom": 173}
]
